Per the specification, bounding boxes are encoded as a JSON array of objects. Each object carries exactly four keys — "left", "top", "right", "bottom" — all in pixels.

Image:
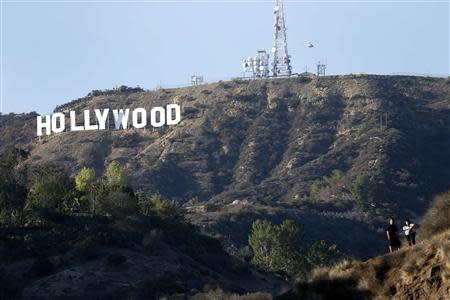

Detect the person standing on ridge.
[
  {"left": 403, "top": 219, "right": 416, "bottom": 246},
  {"left": 386, "top": 218, "right": 401, "bottom": 253}
]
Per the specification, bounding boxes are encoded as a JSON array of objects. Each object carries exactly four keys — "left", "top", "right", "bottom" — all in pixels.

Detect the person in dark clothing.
[
  {"left": 386, "top": 218, "right": 401, "bottom": 253},
  {"left": 403, "top": 219, "right": 416, "bottom": 246}
]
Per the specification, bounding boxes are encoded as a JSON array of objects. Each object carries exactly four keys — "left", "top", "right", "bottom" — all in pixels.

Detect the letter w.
[{"left": 112, "top": 109, "right": 130, "bottom": 129}]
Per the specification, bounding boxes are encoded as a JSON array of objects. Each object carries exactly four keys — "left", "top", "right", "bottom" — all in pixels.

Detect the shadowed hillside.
[{"left": 1, "top": 75, "right": 449, "bottom": 259}]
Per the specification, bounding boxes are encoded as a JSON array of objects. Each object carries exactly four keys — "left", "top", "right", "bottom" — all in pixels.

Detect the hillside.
[
  {"left": 276, "top": 191, "right": 450, "bottom": 300},
  {"left": 0, "top": 213, "right": 286, "bottom": 299},
  {"left": 1, "top": 75, "right": 449, "bottom": 259},
  {"left": 275, "top": 229, "right": 450, "bottom": 300}
]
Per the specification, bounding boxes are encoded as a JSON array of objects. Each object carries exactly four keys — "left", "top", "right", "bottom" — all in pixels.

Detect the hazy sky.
[{"left": 1, "top": 0, "right": 449, "bottom": 114}]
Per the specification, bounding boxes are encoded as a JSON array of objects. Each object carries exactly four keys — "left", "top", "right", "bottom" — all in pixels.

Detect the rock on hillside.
[{"left": 1, "top": 75, "right": 449, "bottom": 259}]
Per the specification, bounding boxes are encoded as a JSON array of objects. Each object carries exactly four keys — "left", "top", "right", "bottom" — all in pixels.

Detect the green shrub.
[
  {"left": 249, "top": 219, "right": 342, "bottom": 279},
  {"left": 25, "top": 174, "right": 72, "bottom": 218},
  {"left": 309, "top": 170, "right": 348, "bottom": 203},
  {"left": 97, "top": 191, "right": 138, "bottom": 218},
  {"left": 307, "top": 240, "right": 341, "bottom": 268},
  {"left": 105, "top": 161, "right": 128, "bottom": 189},
  {"left": 75, "top": 167, "right": 96, "bottom": 192},
  {"left": 248, "top": 219, "right": 305, "bottom": 277},
  {"left": 0, "top": 147, "right": 28, "bottom": 225},
  {"left": 146, "top": 193, "right": 181, "bottom": 219},
  {"left": 350, "top": 174, "right": 377, "bottom": 204}
]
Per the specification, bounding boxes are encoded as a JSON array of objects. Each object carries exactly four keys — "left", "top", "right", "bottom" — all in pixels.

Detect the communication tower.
[
  {"left": 316, "top": 61, "right": 326, "bottom": 76},
  {"left": 191, "top": 74, "right": 204, "bottom": 86},
  {"left": 272, "top": 0, "right": 292, "bottom": 77},
  {"left": 243, "top": 50, "right": 270, "bottom": 78}
]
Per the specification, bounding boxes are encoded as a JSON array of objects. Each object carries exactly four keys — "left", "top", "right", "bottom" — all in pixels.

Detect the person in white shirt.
[{"left": 403, "top": 219, "right": 416, "bottom": 246}]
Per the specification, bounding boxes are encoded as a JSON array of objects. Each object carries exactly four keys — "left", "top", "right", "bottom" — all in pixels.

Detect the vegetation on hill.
[
  {"left": 276, "top": 188, "right": 450, "bottom": 300},
  {"left": 1, "top": 76, "right": 449, "bottom": 260},
  {"left": 248, "top": 219, "right": 341, "bottom": 280},
  {"left": 418, "top": 190, "right": 450, "bottom": 239},
  {"left": 1, "top": 75, "right": 449, "bottom": 298},
  {"left": 0, "top": 147, "right": 285, "bottom": 299}
]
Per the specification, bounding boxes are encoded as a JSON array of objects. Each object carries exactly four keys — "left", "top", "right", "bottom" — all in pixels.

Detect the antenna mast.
[{"left": 272, "top": 0, "right": 292, "bottom": 77}]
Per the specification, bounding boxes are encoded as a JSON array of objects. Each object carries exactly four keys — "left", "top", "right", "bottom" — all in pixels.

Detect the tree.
[
  {"left": 248, "top": 219, "right": 305, "bottom": 277},
  {"left": 306, "top": 240, "right": 341, "bottom": 268},
  {"left": 249, "top": 219, "right": 342, "bottom": 279},
  {"left": 105, "top": 161, "right": 127, "bottom": 189},
  {"left": 0, "top": 147, "right": 28, "bottom": 225},
  {"left": 310, "top": 179, "right": 327, "bottom": 201},
  {"left": 75, "top": 167, "right": 96, "bottom": 192},
  {"left": 350, "top": 174, "right": 376, "bottom": 204},
  {"left": 75, "top": 167, "right": 97, "bottom": 214},
  {"left": 137, "top": 193, "right": 181, "bottom": 219},
  {"left": 25, "top": 174, "right": 72, "bottom": 218},
  {"left": 309, "top": 170, "right": 348, "bottom": 203}
]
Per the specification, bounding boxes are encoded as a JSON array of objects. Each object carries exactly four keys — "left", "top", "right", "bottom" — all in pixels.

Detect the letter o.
[
  {"left": 151, "top": 107, "right": 166, "bottom": 127},
  {"left": 132, "top": 108, "right": 147, "bottom": 129},
  {"left": 52, "top": 113, "right": 65, "bottom": 133}
]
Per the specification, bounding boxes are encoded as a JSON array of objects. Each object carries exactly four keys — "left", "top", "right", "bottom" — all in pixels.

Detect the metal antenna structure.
[{"left": 271, "top": 0, "right": 292, "bottom": 77}]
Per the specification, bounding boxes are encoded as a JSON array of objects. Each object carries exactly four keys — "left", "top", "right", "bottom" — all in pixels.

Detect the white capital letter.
[
  {"left": 84, "top": 110, "right": 99, "bottom": 131},
  {"left": 151, "top": 107, "right": 165, "bottom": 128},
  {"left": 95, "top": 109, "right": 110, "bottom": 130},
  {"left": 37, "top": 115, "right": 51, "bottom": 136},
  {"left": 51, "top": 113, "right": 65, "bottom": 134},
  {"left": 132, "top": 108, "right": 147, "bottom": 129},
  {"left": 70, "top": 111, "right": 84, "bottom": 131},
  {"left": 166, "top": 104, "right": 181, "bottom": 125},
  {"left": 113, "top": 109, "right": 130, "bottom": 129}
]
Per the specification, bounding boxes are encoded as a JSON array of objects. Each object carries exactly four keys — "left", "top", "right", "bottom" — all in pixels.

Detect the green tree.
[
  {"left": 324, "top": 170, "right": 346, "bottom": 186},
  {"left": 0, "top": 146, "right": 28, "bottom": 225},
  {"left": 25, "top": 174, "right": 72, "bottom": 218},
  {"left": 75, "top": 167, "right": 97, "bottom": 214},
  {"left": 138, "top": 193, "right": 181, "bottom": 218},
  {"left": 306, "top": 240, "right": 341, "bottom": 268},
  {"left": 75, "top": 167, "right": 96, "bottom": 192},
  {"left": 310, "top": 179, "right": 326, "bottom": 201},
  {"left": 248, "top": 219, "right": 305, "bottom": 277},
  {"left": 105, "top": 161, "right": 127, "bottom": 189},
  {"left": 249, "top": 219, "right": 342, "bottom": 279},
  {"left": 309, "top": 170, "right": 348, "bottom": 202},
  {"left": 350, "top": 174, "right": 376, "bottom": 204}
]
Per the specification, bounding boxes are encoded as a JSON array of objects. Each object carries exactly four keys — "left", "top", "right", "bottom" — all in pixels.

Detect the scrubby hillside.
[
  {"left": 0, "top": 148, "right": 287, "bottom": 299},
  {"left": 1, "top": 75, "right": 449, "bottom": 259},
  {"left": 276, "top": 230, "right": 450, "bottom": 300},
  {"left": 276, "top": 190, "right": 450, "bottom": 300}
]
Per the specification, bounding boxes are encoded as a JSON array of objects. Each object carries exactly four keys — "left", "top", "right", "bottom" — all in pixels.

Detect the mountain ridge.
[{"left": 1, "top": 74, "right": 449, "bottom": 259}]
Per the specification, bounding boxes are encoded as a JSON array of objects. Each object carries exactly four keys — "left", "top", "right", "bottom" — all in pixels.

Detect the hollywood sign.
[{"left": 37, "top": 104, "right": 181, "bottom": 136}]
